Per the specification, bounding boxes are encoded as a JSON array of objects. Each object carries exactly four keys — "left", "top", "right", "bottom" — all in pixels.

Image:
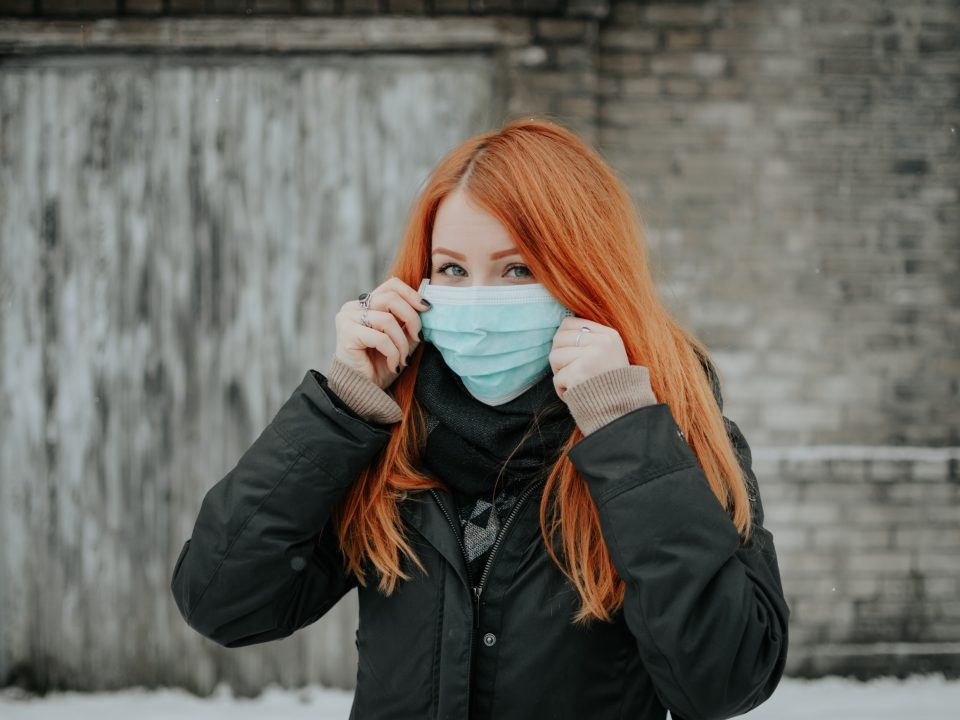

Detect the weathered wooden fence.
[{"left": 0, "top": 47, "right": 496, "bottom": 694}]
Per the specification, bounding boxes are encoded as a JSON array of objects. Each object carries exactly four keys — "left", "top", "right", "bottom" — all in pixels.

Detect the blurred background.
[{"left": 0, "top": 0, "right": 958, "bottom": 715}]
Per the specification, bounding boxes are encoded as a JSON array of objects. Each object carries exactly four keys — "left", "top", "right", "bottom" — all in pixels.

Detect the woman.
[{"left": 171, "top": 117, "right": 789, "bottom": 720}]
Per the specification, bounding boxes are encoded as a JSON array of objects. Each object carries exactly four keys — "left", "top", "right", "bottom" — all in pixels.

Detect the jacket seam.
[
  {"left": 601, "top": 466, "right": 710, "bottom": 720},
  {"left": 185, "top": 431, "right": 307, "bottom": 625},
  {"left": 598, "top": 460, "right": 698, "bottom": 506},
  {"left": 270, "top": 419, "right": 349, "bottom": 487}
]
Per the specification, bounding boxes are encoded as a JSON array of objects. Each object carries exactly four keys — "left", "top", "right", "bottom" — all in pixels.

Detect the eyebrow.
[{"left": 432, "top": 247, "right": 521, "bottom": 261}]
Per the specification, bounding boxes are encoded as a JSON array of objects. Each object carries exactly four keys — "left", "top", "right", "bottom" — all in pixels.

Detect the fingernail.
[{"left": 420, "top": 298, "right": 432, "bottom": 309}]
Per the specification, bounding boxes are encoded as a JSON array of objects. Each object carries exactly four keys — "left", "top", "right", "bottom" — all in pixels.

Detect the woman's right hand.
[{"left": 333, "top": 277, "right": 432, "bottom": 390}]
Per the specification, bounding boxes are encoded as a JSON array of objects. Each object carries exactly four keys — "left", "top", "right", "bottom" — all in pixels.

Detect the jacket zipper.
[
  {"left": 428, "top": 476, "right": 545, "bottom": 718},
  {"left": 473, "top": 476, "right": 547, "bottom": 624}
]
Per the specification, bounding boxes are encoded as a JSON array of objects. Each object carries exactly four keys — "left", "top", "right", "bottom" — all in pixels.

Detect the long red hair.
[{"left": 332, "top": 116, "right": 753, "bottom": 624}]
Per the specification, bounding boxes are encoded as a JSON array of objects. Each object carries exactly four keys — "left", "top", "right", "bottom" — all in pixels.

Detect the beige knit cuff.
[
  {"left": 325, "top": 354, "right": 404, "bottom": 425},
  {"left": 563, "top": 365, "right": 659, "bottom": 436}
]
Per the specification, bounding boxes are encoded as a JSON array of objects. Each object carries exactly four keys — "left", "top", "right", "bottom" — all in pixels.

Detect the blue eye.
[
  {"left": 506, "top": 264, "right": 532, "bottom": 278},
  {"left": 436, "top": 262, "right": 466, "bottom": 276}
]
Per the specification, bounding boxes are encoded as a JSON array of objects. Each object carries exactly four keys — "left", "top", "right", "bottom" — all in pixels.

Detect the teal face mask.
[{"left": 417, "top": 277, "right": 575, "bottom": 406}]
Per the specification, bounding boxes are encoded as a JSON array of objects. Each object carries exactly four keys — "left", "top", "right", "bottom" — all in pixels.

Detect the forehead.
[{"left": 432, "top": 190, "right": 514, "bottom": 251}]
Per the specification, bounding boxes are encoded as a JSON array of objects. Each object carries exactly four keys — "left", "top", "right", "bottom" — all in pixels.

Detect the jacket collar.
[
  {"left": 398, "top": 488, "right": 471, "bottom": 591},
  {"left": 398, "top": 482, "right": 550, "bottom": 592}
]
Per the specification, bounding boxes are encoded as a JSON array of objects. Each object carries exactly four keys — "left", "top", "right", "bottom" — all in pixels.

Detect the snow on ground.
[{"left": 1, "top": 675, "right": 958, "bottom": 719}]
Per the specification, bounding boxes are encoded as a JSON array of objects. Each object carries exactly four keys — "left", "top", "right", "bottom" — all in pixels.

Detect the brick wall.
[
  {"left": 593, "top": 0, "right": 960, "bottom": 677},
  {"left": 1, "top": 0, "right": 957, "bottom": 682},
  {"left": 756, "top": 449, "right": 960, "bottom": 677},
  {"left": 597, "top": 1, "right": 960, "bottom": 450}
]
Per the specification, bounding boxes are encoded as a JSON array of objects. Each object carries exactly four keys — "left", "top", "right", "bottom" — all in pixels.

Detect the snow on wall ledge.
[{"left": 752, "top": 446, "right": 960, "bottom": 678}]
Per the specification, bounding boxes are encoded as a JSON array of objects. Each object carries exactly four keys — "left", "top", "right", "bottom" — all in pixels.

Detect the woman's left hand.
[{"left": 549, "top": 316, "right": 630, "bottom": 401}]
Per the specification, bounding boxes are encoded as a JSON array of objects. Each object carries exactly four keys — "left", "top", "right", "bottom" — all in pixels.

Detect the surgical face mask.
[{"left": 417, "top": 277, "right": 575, "bottom": 406}]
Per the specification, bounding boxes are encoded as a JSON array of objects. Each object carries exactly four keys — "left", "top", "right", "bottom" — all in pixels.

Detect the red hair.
[{"left": 332, "top": 116, "right": 753, "bottom": 624}]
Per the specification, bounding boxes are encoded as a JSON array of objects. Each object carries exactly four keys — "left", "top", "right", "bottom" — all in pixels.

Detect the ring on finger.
[{"left": 575, "top": 326, "right": 592, "bottom": 347}]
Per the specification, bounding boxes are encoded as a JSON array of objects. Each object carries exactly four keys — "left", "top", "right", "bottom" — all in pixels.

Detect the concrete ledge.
[
  {"left": 752, "top": 445, "right": 960, "bottom": 462},
  {"left": 790, "top": 643, "right": 960, "bottom": 679},
  {"left": 0, "top": 17, "right": 534, "bottom": 54}
]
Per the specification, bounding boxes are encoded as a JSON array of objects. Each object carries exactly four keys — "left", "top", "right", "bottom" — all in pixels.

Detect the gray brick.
[
  {"left": 517, "top": 0, "right": 563, "bottom": 13},
  {"left": 124, "top": 0, "right": 164, "bottom": 13},
  {"left": 643, "top": 2, "right": 719, "bottom": 25},
  {"left": 342, "top": 0, "right": 380, "bottom": 13},
  {"left": 253, "top": 0, "right": 297, "bottom": 12},
  {"left": 553, "top": 45, "right": 592, "bottom": 69},
  {"left": 855, "top": 551, "right": 914, "bottom": 574},
  {"left": 665, "top": 28, "right": 706, "bottom": 49},
  {"left": 600, "top": 27, "right": 657, "bottom": 50},
  {"left": 433, "top": 0, "right": 470, "bottom": 13},
  {"left": 206, "top": 0, "right": 248, "bottom": 12},
  {"left": 555, "top": 95, "right": 596, "bottom": 118},
  {"left": 607, "top": 0, "right": 643, "bottom": 25},
  {"left": 597, "top": 51, "right": 647, "bottom": 74},
  {"left": 650, "top": 52, "right": 726, "bottom": 77},
  {"left": 471, "top": 0, "right": 513, "bottom": 11},
  {"left": 507, "top": 46, "right": 550, "bottom": 67},
  {"left": 168, "top": 0, "right": 206, "bottom": 11},
  {"left": 663, "top": 77, "right": 702, "bottom": 97},
  {"left": 536, "top": 19, "right": 591, "bottom": 42},
  {"left": 387, "top": 0, "right": 426, "bottom": 12},
  {"left": 40, "top": 0, "right": 117, "bottom": 13},
  {"left": 564, "top": 0, "right": 608, "bottom": 20},
  {"left": 621, "top": 76, "right": 660, "bottom": 97}
]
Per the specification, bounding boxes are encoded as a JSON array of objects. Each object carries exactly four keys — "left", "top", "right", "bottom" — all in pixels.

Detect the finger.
[
  {"left": 548, "top": 346, "right": 586, "bottom": 373},
  {"left": 353, "top": 323, "right": 402, "bottom": 373},
  {"left": 552, "top": 327, "right": 604, "bottom": 349},
  {"left": 379, "top": 276, "right": 431, "bottom": 312},
  {"left": 363, "top": 289, "right": 422, "bottom": 346},
  {"left": 557, "top": 316, "right": 607, "bottom": 334},
  {"left": 552, "top": 367, "right": 571, "bottom": 400},
  {"left": 356, "top": 308, "right": 411, "bottom": 365}
]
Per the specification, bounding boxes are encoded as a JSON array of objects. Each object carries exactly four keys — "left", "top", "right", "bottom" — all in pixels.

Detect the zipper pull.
[{"left": 473, "top": 586, "right": 482, "bottom": 628}]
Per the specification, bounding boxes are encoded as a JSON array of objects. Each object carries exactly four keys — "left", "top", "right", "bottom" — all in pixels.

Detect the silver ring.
[
  {"left": 575, "top": 326, "right": 591, "bottom": 347},
  {"left": 358, "top": 291, "right": 373, "bottom": 328}
]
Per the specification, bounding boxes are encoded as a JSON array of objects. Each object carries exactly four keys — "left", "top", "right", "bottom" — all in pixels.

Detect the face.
[{"left": 429, "top": 188, "right": 537, "bottom": 287}]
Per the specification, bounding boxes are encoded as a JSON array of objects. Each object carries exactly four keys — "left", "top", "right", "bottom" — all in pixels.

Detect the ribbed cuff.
[
  {"left": 325, "top": 355, "right": 404, "bottom": 425},
  {"left": 563, "top": 365, "right": 659, "bottom": 436}
]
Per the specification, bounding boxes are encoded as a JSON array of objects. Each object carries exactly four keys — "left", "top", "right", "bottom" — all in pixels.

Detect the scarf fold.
[{"left": 413, "top": 342, "right": 577, "bottom": 580}]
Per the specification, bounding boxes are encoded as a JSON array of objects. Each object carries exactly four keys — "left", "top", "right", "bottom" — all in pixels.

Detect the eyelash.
[{"left": 436, "top": 262, "right": 532, "bottom": 278}]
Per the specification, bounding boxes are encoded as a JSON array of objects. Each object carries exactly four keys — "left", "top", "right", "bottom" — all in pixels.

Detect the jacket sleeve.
[
  {"left": 566, "top": 401, "right": 789, "bottom": 720},
  {"left": 170, "top": 368, "right": 397, "bottom": 647}
]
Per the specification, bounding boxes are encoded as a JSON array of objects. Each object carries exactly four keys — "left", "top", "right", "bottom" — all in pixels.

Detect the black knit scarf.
[{"left": 413, "top": 341, "right": 577, "bottom": 581}]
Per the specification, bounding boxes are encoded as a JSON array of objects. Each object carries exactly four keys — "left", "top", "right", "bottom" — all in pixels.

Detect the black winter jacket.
[{"left": 170, "top": 367, "right": 790, "bottom": 720}]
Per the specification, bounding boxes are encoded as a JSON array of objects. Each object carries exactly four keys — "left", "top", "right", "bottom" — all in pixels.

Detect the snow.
[
  {"left": 0, "top": 683, "right": 354, "bottom": 720},
  {"left": 1, "top": 675, "right": 959, "bottom": 719}
]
